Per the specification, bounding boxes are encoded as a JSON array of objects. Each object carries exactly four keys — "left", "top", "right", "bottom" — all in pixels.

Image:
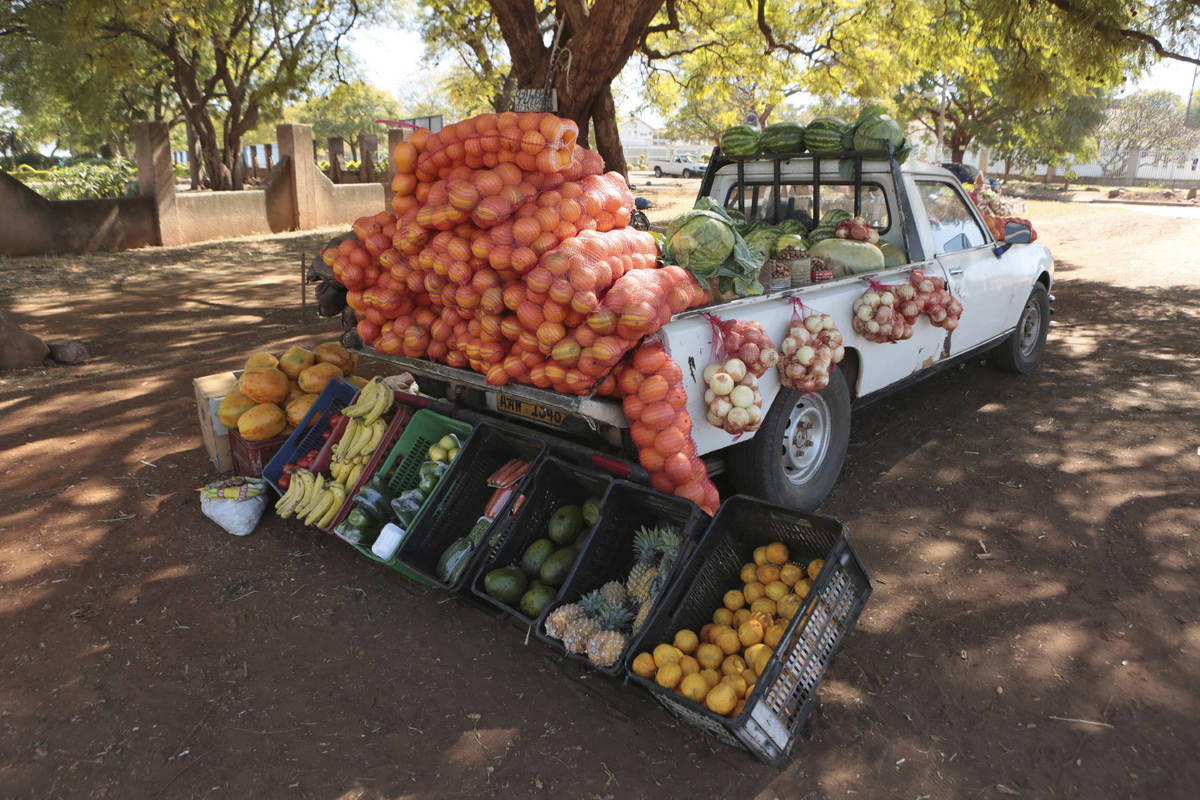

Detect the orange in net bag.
[{"left": 414, "top": 112, "right": 579, "bottom": 183}]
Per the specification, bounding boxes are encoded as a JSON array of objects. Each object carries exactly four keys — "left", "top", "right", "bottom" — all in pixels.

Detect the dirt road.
[{"left": 1, "top": 201, "right": 1197, "bottom": 798}]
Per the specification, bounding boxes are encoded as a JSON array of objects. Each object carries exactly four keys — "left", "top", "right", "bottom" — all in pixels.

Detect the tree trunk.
[
  {"left": 186, "top": 119, "right": 200, "bottom": 190},
  {"left": 589, "top": 84, "right": 626, "bottom": 178}
]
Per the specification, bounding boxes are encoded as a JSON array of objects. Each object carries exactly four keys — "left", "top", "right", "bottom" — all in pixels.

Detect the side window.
[
  {"left": 916, "top": 180, "right": 988, "bottom": 253},
  {"left": 723, "top": 183, "right": 890, "bottom": 231}
]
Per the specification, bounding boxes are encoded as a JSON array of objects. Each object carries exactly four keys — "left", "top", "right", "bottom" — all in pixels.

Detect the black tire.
[
  {"left": 682, "top": 169, "right": 693, "bottom": 178},
  {"left": 653, "top": 166, "right": 663, "bottom": 177},
  {"left": 991, "top": 283, "right": 1050, "bottom": 373},
  {"left": 727, "top": 368, "right": 851, "bottom": 511}
]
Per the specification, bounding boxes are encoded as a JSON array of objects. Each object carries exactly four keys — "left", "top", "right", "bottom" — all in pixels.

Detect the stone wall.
[{"left": 0, "top": 122, "right": 385, "bottom": 256}]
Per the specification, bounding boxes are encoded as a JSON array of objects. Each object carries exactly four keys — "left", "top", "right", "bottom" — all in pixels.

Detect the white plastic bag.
[{"left": 200, "top": 477, "right": 267, "bottom": 537}]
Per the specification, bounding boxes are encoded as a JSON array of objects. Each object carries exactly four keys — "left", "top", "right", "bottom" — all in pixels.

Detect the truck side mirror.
[{"left": 1002, "top": 219, "right": 1034, "bottom": 243}]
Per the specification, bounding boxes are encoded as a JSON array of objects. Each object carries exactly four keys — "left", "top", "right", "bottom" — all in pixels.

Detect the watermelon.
[
  {"left": 808, "top": 209, "right": 853, "bottom": 244},
  {"left": 721, "top": 126, "right": 760, "bottom": 156},
  {"left": 810, "top": 238, "right": 885, "bottom": 277},
  {"left": 776, "top": 233, "right": 809, "bottom": 252},
  {"left": 759, "top": 122, "right": 805, "bottom": 154},
  {"left": 805, "top": 117, "right": 849, "bottom": 152},
  {"left": 744, "top": 226, "right": 782, "bottom": 259},
  {"left": 777, "top": 219, "right": 807, "bottom": 235},
  {"left": 879, "top": 241, "right": 907, "bottom": 267}
]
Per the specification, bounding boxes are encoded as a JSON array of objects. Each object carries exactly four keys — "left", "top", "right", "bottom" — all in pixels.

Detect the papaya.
[
  {"left": 538, "top": 546, "right": 578, "bottom": 587},
  {"left": 314, "top": 342, "right": 355, "bottom": 376},
  {"left": 237, "top": 403, "right": 286, "bottom": 441},
  {"left": 547, "top": 505, "right": 584, "bottom": 545},
  {"left": 216, "top": 388, "right": 256, "bottom": 429},
  {"left": 297, "top": 362, "right": 343, "bottom": 394},
  {"left": 520, "top": 584, "right": 556, "bottom": 618},
  {"left": 484, "top": 566, "right": 528, "bottom": 605},
  {"left": 243, "top": 352, "right": 278, "bottom": 370},
  {"left": 285, "top": 379, "right": 306, "bottom": 403},
  {"left": 285, "top": 393, "right": 320, "bottom": 427},
  {"left": 519, "top": 538, "right": 556, "bottom": 579},
  {"left": 278, "top": 346, "right": 316, "bottom": 379},
  {"left": 346, "top": 375, "right": 369, "bottom": 388},
  {"left": 239, "top": 367, "right": 289, "bottom": 404}
]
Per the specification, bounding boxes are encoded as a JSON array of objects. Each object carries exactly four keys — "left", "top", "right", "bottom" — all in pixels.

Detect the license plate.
[{"left": 498, "top": 394, "right": 567, "bottom": 427}]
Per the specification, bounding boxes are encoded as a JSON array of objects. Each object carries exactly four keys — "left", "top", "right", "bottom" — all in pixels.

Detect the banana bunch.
[
  {"left": 329, "top": 416, "right": 386, "bottom": 488},
  {"left": 339, "top": 376, "right": 394, "bottom": 424},
  {"left": 275, "top": 468, "right": 347, "bottom": 528}
]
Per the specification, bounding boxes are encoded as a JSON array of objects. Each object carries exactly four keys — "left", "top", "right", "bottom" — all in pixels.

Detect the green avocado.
[
  {"left": 547, "top": 505, "right": 584, "bottom": 545},
  {"left": 484, "top": 565, "right": 528, "bottom": 605},
  {"left": 538, "top": 545, "right": 578, "bottom": 588},
  {"left": 581, "top": 497, "right": 602, "bottom": 527},
  {"left": 437, "top": 537, "right": 474, "bottom": 584},
  {"left": 519, "top": 538, "right": 556, "bottom": 579},
  {"left": 519, "top": 584, "right": 557, "bottom": 618}
]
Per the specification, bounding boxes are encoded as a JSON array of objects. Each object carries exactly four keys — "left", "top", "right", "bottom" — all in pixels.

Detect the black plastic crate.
[
  {"left": 394, "top": 422, "right": 547, "bottom": 591},
  {"left": 469, "top": 457, "right": 612, "bottom": 627},
  {"left": 535, "top": 481, "right": 704, "bottom": 676},
  {"left": 625, "top": 495, "right": 871, "bottom": 766}
]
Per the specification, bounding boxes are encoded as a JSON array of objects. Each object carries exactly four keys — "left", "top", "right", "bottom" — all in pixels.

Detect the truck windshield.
[{"left": 723, "top": 182, "right": 890, "bottom": 231}]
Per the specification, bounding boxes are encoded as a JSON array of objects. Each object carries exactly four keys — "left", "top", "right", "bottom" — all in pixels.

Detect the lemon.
[
  {"left": 720, "top": 673, "right": 748, "bottom": 699},
  {"left": 739, "top": 562, "right": 758, "bottom": 583},
  {"left": 720, "top": 654, "right": 747, "bottom": 676},
  {"left": 764, "top": 623, "right": 787, "bottom": 648},
  {"left": 737, "top": 619, "right": 764, "bottom": 647},
  {"left": 742, "top": 581, "right": 766, "bottom": 604},
  {"left": 722, "top": 589, "right": 745, "bottom": 612},
  {"left": 655, "top": 662, "right": 682, "bottom": 690},
  {"left": 794, "top": 578, "right": 812, "bottom": 599},
  {"left": 779, "top": 563, "right": 804, "bottom": 586},
  {"left": 680, "top": 673, "right": 710, "bottom": 703},
  {"left": 695, "top": 643, "right": 724, "bottom": 670},
  {"left": 755, "top": 563, "right": 781, "bottom": 584},
  {"left": 700, "top": 667, "right": 722, "bottom": 688},
  {"left": 733, "top": 698, "right": 747, "bottom": 717},
  {"left": 777, "top": 594, "right": 802, "bottom": 620},
  {"left": 673, "top": 629, "right": 699, "bottom": 655},
  {"left": 678, "top": 655, "right": 700, "bottom": 676},
  {"left": 699, "top": 623, "right": 716, "bottom": 643},
  {"left": 745, "top": 643, "right": 771, "bottom": 675},
  {"left": 750, "top": 597, "right": 777, "bottom": 617},
  {"left": 705, "top": 682, "right": 738, "bottom": 715},
  {"left": 712, "top": 607, "right": 734, "bottom": 627},
  {"left": 765, "top": 542, "right": 789, "bottom": 565},
  {"left": 714, "top": 627, "right": 741, "bottom": 655},
  {"left": 732, "top": 608, "right": 751, "bottom": 628},
  {"left": 752, "top": 545, "right": 769, "bottom": 566},
  {"left": 764, "top": 580, "right": 790, "bottom": 602},
  {"left": 807, "top": 558, "right": 824, "bottom": 581},
  {"left": 652, "top": 643, "right": 682, "bottom": 669},
  {"left": 631, "top": 652, "right": 657, "bottom": 678}
]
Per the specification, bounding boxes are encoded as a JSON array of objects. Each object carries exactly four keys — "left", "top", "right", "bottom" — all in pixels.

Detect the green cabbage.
[
  {"left": 852, "top": 106, "right": 910, "bottom": 162},
  {"left": 664, "top": 210, "right": 735, "bottom": 275}
]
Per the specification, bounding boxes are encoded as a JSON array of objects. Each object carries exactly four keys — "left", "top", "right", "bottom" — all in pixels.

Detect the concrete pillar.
[
  {"left": 264, "top": 143, "right": 273, "bottom": 170},
  {"left": 249, "top": 146, "right": 260, "bottom": 179},
  {"left": 360, "top": 134, "right": 378, "bottom": 182},
  {"left": 328, "top": 137, "right": 345, "bottom": 183},
  {"left": 277, "top": 123, "right": 318, "bottom": 229},
  {"left": 977, "top": 146, "right": 989, "bottom": 179},
  {"left": 133, "top": 120, "right": 183, "bottom": 246}
]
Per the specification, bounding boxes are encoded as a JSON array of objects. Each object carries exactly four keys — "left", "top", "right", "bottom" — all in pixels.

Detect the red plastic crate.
[{"left": 230, "top": 431, "right": 288, "bottom": 477}]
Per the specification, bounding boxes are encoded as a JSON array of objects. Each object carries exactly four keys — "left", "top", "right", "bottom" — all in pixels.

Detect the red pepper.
[{"left": 278, "top": 473, "right": 291, "bottom": 490}]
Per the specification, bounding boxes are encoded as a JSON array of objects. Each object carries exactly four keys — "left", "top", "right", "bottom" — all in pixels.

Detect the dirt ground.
[{"left": 1, "top": 198, "right": 1198, "bottom": 799}]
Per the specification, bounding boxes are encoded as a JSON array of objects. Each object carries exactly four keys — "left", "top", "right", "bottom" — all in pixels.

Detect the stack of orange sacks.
[{"left": 323, "top": 111, "right": 719, "bottom": 514}]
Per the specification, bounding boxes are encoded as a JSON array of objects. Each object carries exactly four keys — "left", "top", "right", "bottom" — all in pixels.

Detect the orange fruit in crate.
[
  {"left": 739, "top": 562, "right": 758, "bottom": 583},
  {"left": 705, "top": 682, "right": 737, "bottom": 716},
  {"left": 745, "top": 644, "right": 772, "bottom": 676},
  {"left": 765, "top": 623, "right": 787, "bottom": 648},
  {"left": 720, "top": 673, "right": 748, "bottom": 700},
  {"left": 698, "top": 623, "right": 715, "bottom": 644},
  {"left": 794, "top": 579, "right": 812, "bottom": 600},
  {"left": 777, "top": 594, "right": 802, "bottom": 621},
  {"left": 713, "top": 627, "right": 741, "bottom": 656},
  {"left": 737, "top": 619, "right": 764, "bottom": 648},
  {"left": 765, "top": 542, "right": 789, "bottom": 565},
  {"left": 680, "top": 673, "right": 710, "bottom": 704},
  {"left": 732, "top": 609, "right": 751, "bottom": 628},
  {"left": 712, "top": 608, "right": 733, "bottom": 627},
  {"left": 733, "top": 699, "right": 747, "bottom": 717},
  {"left": 720, "top": 654, "right": 747, "bottom": 677},
  {"left": 765, "top": 581, "right": 790, "bottom": 602},
  {"left": 807, "top": 559, "right": 825, "bottom": 581},
  {"left": 750, "top": 598, "right": 777, "bottom": 617},
  {"left": 722, "top": 589, "right": 745, "bottom": 612},
  {"left": 699, "top": 668, "right": 721, "bottom": 688},
  {"left": 743, "top": 581, "right": 766, "bottom": 604},
  {"left": 753, "top": 546, "right": 769, "bottom": 566},
  {"left": 695, "top": 643, "right": 723, "bottom": 671},
  {"left": 779, "top": 563, "right": 804, "bottom": 586},
  {"left": 755, "top": 564, "right": 781, "bottom": 584},
  {"left": 655, "top": 663, "right": 682, "bottom": 690},
  {"left": 652, "top": 643, "right": 682, "bottom": 669},
  {"left": 678, "top": 655, "right": 700, "bottom": 677},
  {"left": 631, "top": 652, "right": 656, "bottom": 678},
  {"left": 673, "top": 629, "right": 699, "bottom": 655}
]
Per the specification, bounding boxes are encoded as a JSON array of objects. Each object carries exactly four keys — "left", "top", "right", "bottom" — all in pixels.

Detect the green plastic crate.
[{"left": 349, "top": 409, "right": 474, "bottom": 584}]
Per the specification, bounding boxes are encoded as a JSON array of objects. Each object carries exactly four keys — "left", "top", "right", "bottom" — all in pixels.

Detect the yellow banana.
[
  {"left": 345, "top": 463, "right": 363, "bottom": 489},
  {"left": 291, "top": 470, "right": 315, "bottom": 514},
  {"left": 275, "top": 475, "right": 301, "bottom": 518},
  {"left": 360, "top": 419, "right": 385, "bottom": 457},
  {"left": 297, "top": 473, "right": 325, "bottom": 517},
  {"left": 339, "top": 378, "right": 377, "bottom": 417},
  {"left": 317, "top": 485, "right": 346, "bottom": 528},
  {"left": 303, "top": 489, "right": 333, "bottom": 526}
]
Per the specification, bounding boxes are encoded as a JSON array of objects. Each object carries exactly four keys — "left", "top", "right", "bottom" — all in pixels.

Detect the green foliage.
[
  {"left": 9, "top": 159, "right": 137, "bottom": 200},
  {"left": 412, "top": 0, "right": 512, "bottom": 114},
  {"left": 298, "top": 81, "right": 401, "bottom": 159}
]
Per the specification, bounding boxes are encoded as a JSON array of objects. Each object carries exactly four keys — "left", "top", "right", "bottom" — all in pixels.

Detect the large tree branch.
[
  {"left": 488, "top": 0, "right": 546, "bottom": 85},
  {"left": 1040, "top": 0, "right": 1200, "bottom": 66}
]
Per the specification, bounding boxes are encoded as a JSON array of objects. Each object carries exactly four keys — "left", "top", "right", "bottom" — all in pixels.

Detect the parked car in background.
[{"left": 649, "top": 154, "right": 707, "bottom": 178}]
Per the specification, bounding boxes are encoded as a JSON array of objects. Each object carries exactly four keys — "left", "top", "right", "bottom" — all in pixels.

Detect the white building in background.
[{"left": 618, "top": 115, "right": 712, "bottom": 165}]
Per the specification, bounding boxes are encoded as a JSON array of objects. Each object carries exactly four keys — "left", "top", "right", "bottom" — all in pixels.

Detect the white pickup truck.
[
  {"left": 355, "top": 148, "right": 1053, "bottom": 511},
  {"left": 649, "top": 154, "right": 708, "bottom": 178}
]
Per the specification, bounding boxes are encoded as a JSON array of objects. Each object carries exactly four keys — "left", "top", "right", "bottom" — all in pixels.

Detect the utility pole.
[{"left": 1186, "top": 64, "right": 1199, "bottom": 128}]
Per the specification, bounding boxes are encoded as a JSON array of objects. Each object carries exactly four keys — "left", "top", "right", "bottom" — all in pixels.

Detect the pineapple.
[
  {"left": 599, "top": 580, "right": 627, "bottom": 608},
  {"left": 586, "top": 602, "right": 634, "bottom": 667},
  {"left": 562, "top": 590, "right": 606, "bottom": 654},
  {"left": 626, "top": 526, "right": 664, "bottom": 603},
  {"left": 587, "top": 630, "right": 629, "bottom": 667},
  {"left": 632, "top": 598, "right": 654, "bottom": 636},
  {"left": 545, "top": 603, "right": 585, "bottom": 640}
]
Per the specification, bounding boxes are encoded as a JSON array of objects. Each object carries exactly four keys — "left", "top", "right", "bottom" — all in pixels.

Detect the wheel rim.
[
  {"left": 781, "top": 393, "right": 832, "bottom": 486},
  {"left": 1018, "top": 298, "right": 1042, "bottom": 357}
]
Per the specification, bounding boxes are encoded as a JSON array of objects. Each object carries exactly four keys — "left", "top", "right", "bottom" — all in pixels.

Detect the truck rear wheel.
[
  {"left": 654, "top": 166, "right": 663, "bottom": 177},
  {"left": 726, "top": 369, "right": 851, "bottom": 511},
  {"left": 991, "top": 283, "right": 1049, "bottom": 374}
]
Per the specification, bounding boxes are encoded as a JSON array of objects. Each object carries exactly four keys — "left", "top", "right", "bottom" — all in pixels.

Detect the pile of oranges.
[{"left": 631, "top": 541, "right": 823, "bottom": 717}]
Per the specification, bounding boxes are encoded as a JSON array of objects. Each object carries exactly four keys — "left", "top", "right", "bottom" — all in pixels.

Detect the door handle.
[{"left": 949, "top": 268, "right": 964, "bottom": 277}]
